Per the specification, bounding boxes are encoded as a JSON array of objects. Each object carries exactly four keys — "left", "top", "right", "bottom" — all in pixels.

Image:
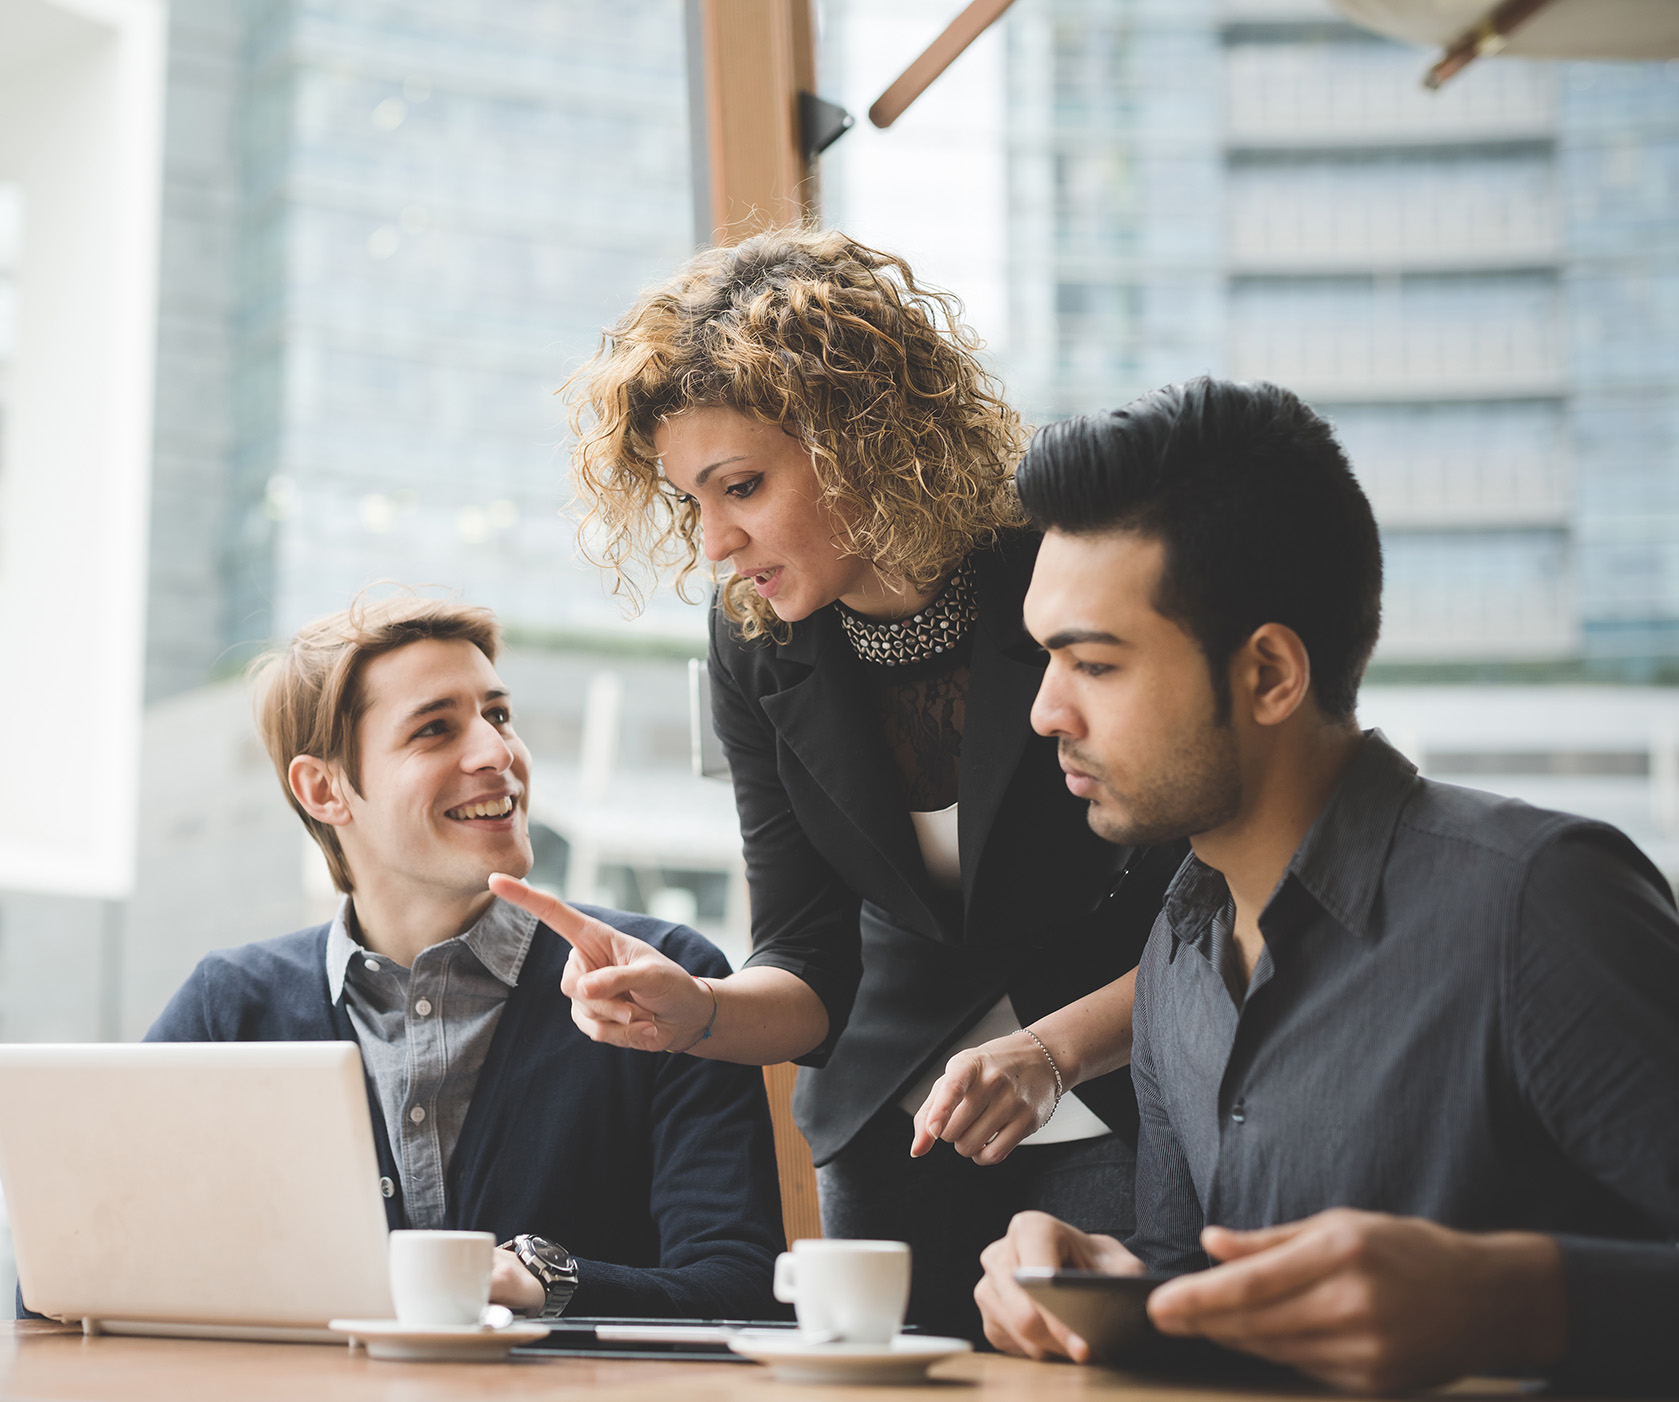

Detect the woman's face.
[{"left": 656, "top": 406, "right": 877, "bottom": 623}]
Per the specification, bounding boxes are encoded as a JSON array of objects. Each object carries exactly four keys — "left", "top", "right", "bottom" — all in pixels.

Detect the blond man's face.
[{"left": 333, "top": 638, "right": 534, "bottom": 900}]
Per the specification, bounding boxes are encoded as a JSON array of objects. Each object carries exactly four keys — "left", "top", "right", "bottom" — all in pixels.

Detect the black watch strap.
[{"left": 499, "top": 1233, "right": 579, "bottom": 1319}]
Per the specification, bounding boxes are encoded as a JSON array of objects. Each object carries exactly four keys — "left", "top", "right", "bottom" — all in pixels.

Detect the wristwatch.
[{"left": 499, "top": 1234, "right": 579, "bottom": 1318}]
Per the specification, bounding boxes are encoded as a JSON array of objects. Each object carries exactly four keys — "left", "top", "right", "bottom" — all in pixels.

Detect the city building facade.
[
  {"left": 2, "top": 0, "right": 1679, "bottom": 1304},
  {"left": 999, "top": 0, "right": 1679, "bottom": 678},
  {"left": 3, "top": 0, "right": 726, "bottom": 1056},
  {"left": 4, "top": 0, "right": 1677, "bottom": 1039},
  {"left": 148, "top": 0, "right": 707, "bottom": 706}
]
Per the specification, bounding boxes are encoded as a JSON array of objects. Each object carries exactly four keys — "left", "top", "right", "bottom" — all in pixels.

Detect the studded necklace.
[{"left": 835, "top": 558, "right": 979, "bottom": 668}]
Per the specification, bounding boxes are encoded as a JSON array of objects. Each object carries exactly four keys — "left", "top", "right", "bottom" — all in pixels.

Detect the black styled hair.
[{"left": 1016, "top": 378, "right": 1382, "bottom": 720}]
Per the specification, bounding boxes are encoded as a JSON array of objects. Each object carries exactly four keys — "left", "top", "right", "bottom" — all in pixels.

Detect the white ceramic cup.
[
  {"left": 388, "top": 1229, "right": 495, "bottom": 1328},
  {"left": 772, "top": 1238, "right": 912, "bottom": 1344}
]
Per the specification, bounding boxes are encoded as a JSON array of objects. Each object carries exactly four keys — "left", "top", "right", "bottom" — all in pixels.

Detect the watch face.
[{"left": 526, "top": 1236, "right": 575, "bottom": 1280}]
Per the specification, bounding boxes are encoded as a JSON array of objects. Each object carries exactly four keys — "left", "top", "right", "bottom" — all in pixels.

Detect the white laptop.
[{"left": 0, "top": 1041, "right": 394, "bottom": 1342}]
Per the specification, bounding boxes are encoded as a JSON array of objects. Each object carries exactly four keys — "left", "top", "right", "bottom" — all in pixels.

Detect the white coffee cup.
[
  {"left": 772, "top": 1238, "right": 911, "bottom": 1344},
  {"left": 388, "top": 1229, "right": 495, "bottom": 1327}
]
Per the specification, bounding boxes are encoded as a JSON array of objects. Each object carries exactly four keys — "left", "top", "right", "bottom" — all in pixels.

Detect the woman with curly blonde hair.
[{"left": 495, "top": 229, "right": 1182, "bottom": 1341}]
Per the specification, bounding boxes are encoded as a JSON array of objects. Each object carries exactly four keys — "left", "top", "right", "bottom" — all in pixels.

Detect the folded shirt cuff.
[{"left": 738, "top": 949, "right": 852, "bottom": 1067}]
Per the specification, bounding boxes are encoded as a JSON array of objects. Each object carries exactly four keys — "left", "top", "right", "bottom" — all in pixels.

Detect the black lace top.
[
  {"left": 834, "top": 559, "right": 978, "bottom": 811},
  {"left": 858, "top": 641, "right": 970, "bottom": 812}
]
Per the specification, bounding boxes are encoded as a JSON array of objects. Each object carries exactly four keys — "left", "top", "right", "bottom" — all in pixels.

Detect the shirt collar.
[
  {"left": 1163, "top": 729, "right": 1420, "bottom": 951},
  {"left": 1161, "top": 855, "right": 1236, "bottom": 960},
  {"left": 325, "top": 897, "right": 360, "bottom": 1005},
  {"left": 1284, "top": 729, "right": 1419, "bottom": 940},
  {"left": 458, "top": 896, "right": 539, "bottom": 986},
  {"left": 324, "top": 894, "right": 539, "bottom": 1004}
]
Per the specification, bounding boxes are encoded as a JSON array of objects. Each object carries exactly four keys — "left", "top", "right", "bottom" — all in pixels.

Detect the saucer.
[
  {"left": 726, "top": 1330, "right": 973, "bottom": 1384},
  {"left": 328, "top": 1317, "right": 549, "bottom": 1362}
]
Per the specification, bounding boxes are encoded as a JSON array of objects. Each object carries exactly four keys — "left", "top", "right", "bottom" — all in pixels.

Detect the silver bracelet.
[{"left": 1019, "top": 1027, "right": 1064, "bottom": 1124}]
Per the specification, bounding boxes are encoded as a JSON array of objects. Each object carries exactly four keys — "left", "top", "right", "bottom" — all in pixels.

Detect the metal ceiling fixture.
[{"left": 1330, "top": 0, "right": 1679, "bottom": 87}]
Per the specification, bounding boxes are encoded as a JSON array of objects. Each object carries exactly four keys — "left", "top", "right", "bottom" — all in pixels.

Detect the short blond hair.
[
  {"left": 250, "top": 595, "right": 502, "bottom": 894},
  {"left": 566, "top": 227, "right": 1029, "bottom": 640}
]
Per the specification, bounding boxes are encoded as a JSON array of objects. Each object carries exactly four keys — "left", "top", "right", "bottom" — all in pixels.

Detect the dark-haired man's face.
[{"left": 1025, "top": 529, "right": 1240, "bottom": 846}]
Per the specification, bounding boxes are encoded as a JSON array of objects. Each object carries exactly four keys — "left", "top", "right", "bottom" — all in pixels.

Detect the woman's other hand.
[
  {"left": 488, "top": 874, "right": 713, "bottom": 1051},
  {"left": 909, "top": 1029, "right": 1064, "bottom": 1165}
]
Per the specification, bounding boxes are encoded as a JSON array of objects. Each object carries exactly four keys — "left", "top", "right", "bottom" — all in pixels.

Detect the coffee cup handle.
[{"left": 773, "top": 1251, "right": 798, "bottom": 1304}]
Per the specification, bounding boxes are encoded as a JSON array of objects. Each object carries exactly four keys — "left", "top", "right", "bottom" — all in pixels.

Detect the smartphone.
[{"left": 1012, "top": 1269, "right": 1174, "bottom": 1362}]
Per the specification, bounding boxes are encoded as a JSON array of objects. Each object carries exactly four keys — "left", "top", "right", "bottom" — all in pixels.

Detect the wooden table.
[{"left": 0, "top": 1321, "right": 1537, "bottom": 1402}]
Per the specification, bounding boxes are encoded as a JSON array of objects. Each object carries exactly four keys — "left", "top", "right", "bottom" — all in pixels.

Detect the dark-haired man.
[{"left": 974, "top": 378, "right": 1679, "bottom": 1392}]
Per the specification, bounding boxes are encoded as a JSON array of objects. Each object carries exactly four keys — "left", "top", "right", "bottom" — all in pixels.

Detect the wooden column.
[
  {"left": 686, "top": 0, "right": 817, "bottom": 245},
  {"left": 763, "top": 1061, "right": 823, "bottom": 1245},
  {"left": 687, "top": 2, "right": 826, "bottom": 1239}
]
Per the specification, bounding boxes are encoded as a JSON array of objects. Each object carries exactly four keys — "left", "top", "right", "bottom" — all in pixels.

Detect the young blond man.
[{"left": 143, "top": 597, "right": 783, "bottom": 1319}]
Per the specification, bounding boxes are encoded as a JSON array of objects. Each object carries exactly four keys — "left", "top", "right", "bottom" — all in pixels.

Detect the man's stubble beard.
[{"left": 1072, "top": 719, "right": 1242, "bottom": 848}]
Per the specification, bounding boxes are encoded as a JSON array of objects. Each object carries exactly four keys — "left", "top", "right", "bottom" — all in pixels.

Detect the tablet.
[
  {"left": 1012, "top": 1269, "right": 1174, "bottom": 1362},
  {"left": 522, "top": 1318, "right": 799, "bottom": 1361}
]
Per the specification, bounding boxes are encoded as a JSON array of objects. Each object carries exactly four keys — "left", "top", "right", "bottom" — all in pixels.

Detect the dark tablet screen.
[{"left": 1012, "top": 1270, "right": 1174, "bottom": 1362}]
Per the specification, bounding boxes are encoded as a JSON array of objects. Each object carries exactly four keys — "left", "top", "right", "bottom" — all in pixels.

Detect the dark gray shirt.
[
  {"left": 327, "top": 896, "right": 537, "bottom": 1229},
  {"left": 1129, "top": 731, "right": 1679, "bottom": 1390}
]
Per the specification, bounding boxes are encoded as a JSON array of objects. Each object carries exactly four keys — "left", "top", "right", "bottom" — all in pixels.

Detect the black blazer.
[{"left": 710, "top": 530, "right": 1184, "bottom": 1165}]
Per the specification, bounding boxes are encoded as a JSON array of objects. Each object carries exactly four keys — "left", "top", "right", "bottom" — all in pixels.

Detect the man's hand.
[
  {"left": 488, "top": 874, "right": 712, "bottom": 1051},
  {"left": 490, "top": 1247, "right": 546, "bottom": 1316},
  {"left": 975, "top": 1211, "right": 1144, "bottom": 1361},
  {"left": 1147, "top": 1209, "right": 1568, "bottom": 1394},
  {"left": 911, "top": 1032, "right": 1062, "bottom": 1164}
]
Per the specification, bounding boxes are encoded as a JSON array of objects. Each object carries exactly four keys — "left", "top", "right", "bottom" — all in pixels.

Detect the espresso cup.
[
  {"left": 772, "top": 1238, "right": 911, "bottom": 1344},
  {"left": 388, "top": 1229, "right": 495, "bottom": 1327}
]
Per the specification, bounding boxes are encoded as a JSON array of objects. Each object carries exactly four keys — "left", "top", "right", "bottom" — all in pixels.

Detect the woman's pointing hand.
[{"left": 488, "top": 873, "right": 715, "bottom": 1052}]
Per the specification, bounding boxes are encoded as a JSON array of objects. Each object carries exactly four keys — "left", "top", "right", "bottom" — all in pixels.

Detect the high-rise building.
[
  {"left": 4, "top": 0, "right": 730, "bottom": 1052},
  {"left": 147, "top": 0, "right": 705, "bottom": 705},
  {"left": 7, "top": 0, "right": 1679, "bottom": 1027},
  {"left": 821, "top": 0, "right": 1679, "bottom": 886},
  {"left": 1565, "top": 56, "right": 1679, "bottom": 672},
  {"left": 999, "top": 0, "right": 1679, "bottom": 678}
]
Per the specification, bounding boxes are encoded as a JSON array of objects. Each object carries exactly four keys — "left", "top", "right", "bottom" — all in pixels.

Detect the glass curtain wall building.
[
  {"left": 999, "top": 0, "right": 1679, "bottom": 678},
  {"left": 0, "top": 0, "right": 735, "bottom": 1050},
  {"left": 147, "top": 0, "right": 701, "bottom": 704},
  {"left": 9, "top": 0, "right": 1678, "bottom": 1044},
  {"left": 1567, "top": 60, "right": 1679, "bottom": 670}
]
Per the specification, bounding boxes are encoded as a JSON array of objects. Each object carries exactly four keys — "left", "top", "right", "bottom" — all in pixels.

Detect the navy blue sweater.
[{"left": 138, "top": 908, "right": 785, "bottom": 1320}]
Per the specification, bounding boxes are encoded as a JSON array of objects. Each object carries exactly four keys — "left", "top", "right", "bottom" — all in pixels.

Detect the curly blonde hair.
[{"left": 566, "top": 227, "right": 1028, "bottom": 639}]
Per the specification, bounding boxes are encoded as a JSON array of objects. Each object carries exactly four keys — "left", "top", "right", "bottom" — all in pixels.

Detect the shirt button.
[
  {"left": 409, "top": 1105, "right": 426, "bottom": 1124},
  {"left": 363, "top": 958, "right": 379, "bottom": 972},
  {"left": 414, "top": 998, "right": 433, "bottom": 1016},
  {"left": 379, "top": 1176, "right": 395, "bottom": 1199},
  {"left": 1230, "top": 1101, "right": 1247, "bottom": 1124}
]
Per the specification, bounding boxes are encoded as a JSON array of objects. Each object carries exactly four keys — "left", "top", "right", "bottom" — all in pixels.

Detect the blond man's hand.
[{"left": 489, "top": 1247, "right": 545, "bottom": 1316}]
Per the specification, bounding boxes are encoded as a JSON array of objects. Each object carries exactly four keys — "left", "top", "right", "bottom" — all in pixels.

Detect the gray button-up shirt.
[
  {"left": 327, "top": 896, "right": 537, "bottom": 1229},
  {"left": 1129, "top": 730, "right": 1679, "bottom": 1388}
]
